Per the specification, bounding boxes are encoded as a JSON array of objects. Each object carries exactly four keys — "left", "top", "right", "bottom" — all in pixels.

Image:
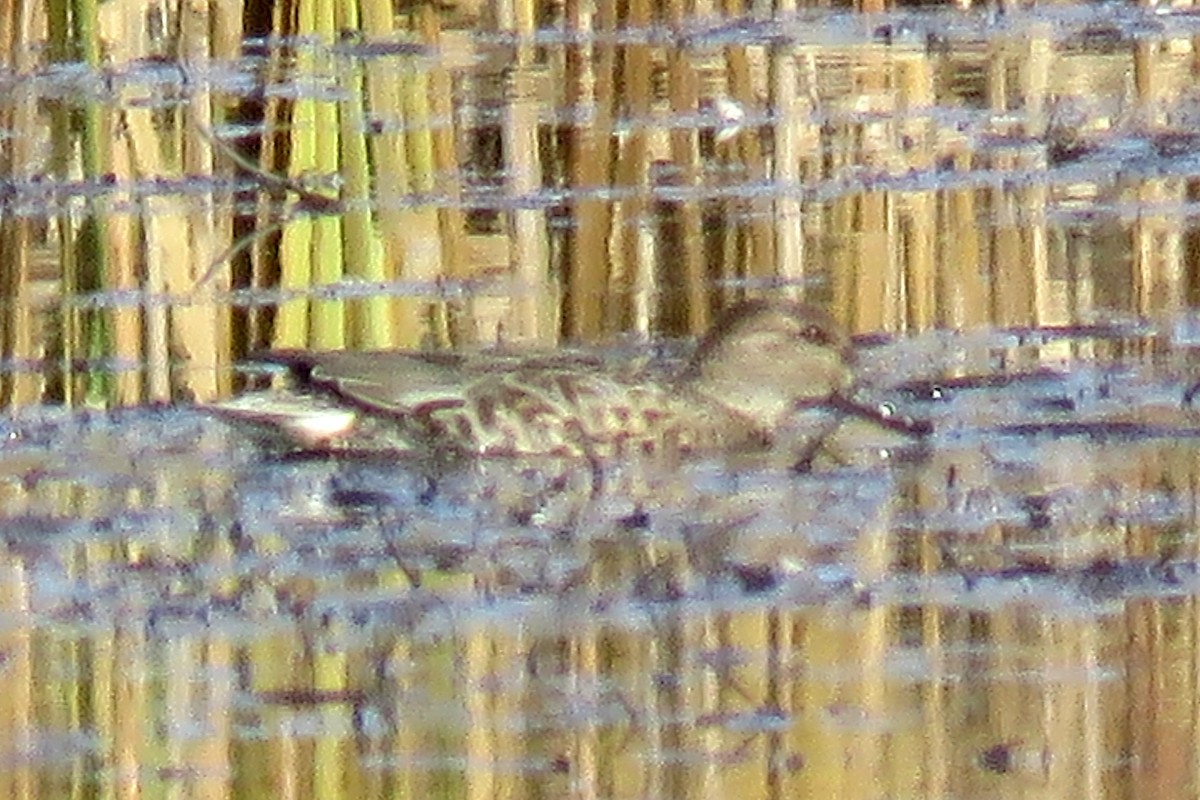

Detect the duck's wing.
[
  {"left": 209, "top": 350, "right": 470, "bottom": 448},
  {"left": 266, "top": 349, "right": 626, "bottom": 407},
  {"left": 217, "top": 348, "right": 669, "bottom": 454},
  {"left": 266, "top": 350, "right": 472, "bottom": 413}
]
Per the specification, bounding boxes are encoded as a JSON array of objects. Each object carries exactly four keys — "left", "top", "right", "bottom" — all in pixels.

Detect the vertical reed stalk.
[
  {"left": 121, "top": 44, "right": 181, "bottom": 404},
  {"left": 896, "top": 48, "right": 935, "bottom": 332},
  {"left": 71, "top": 0, "right": 114, "bottom": 406},
  {"left": 938, "top": 149, "right": 985, "bottom": 334},
  {"left": 336, "top": 1, "right": 389, "bottom": 350},
  {"left": 664, "top": 0, "right": 707, "bottom": 335},
  {"left": 101, "top": 1, "right": 145, "bottom": 406},
  {"left": 309, "top": 0, "right": 346, "bottom": 350},
  {"left": 1065, "top": 231, "right": 1095, "bottom": 340},
  {"left": 828, "top": 193, "right": 855, "bottom": 328},
  {"left": 720, "top": 0, "right": 774, "bottom": 283},
  {"left": 988, "top": 147, "right": 1032, "bottom": 328},
  {"left": 360, "top": 0, "right": 422, "bottom": 346},
  {"left": 400, "top": 37, "right": 449, "bottom": 344},
  {"left": 250, "top": 0, "right": 291, "bottom": 352},
  {"left": 0, "top": 1, "right": 42, "bottom": 407},
  {"left": 0, "top": 2, "right": 13, "bottom": 69},
  {"left": 274, "top": 0, "right": 320, "bottom": 348},
  {"left": 769, "top": 3, "right": 805, "bottom": 304},
  {"left": 179, "top": 0, "right": 233, "bottom": 401},
  {"left": 609, "top": 0, "right": 653, "bottom": 332},
  {"left": 504, "top": 0, "right": 552, "bottom": 341},
  {"left": 855, "top": 189, "right": 893, "bottom": 332},
  {"left": 416, "top": 4, "right": 470, "bottom": 344},
  {"left": 564, "top": 0, "right": 615, "bottom": 339}
]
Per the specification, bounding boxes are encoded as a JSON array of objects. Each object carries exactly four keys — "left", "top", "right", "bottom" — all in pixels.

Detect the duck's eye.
[{"left": 800, "top": 324, "right": 831, "bottom": 346}]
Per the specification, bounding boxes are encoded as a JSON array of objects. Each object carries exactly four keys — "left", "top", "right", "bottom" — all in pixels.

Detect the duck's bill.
[
  {"left": 786, "top": 396, "right": 932, "bottom": 471},
  {"left": 826, "top": 395, "right": 933, "bottom": 436}
]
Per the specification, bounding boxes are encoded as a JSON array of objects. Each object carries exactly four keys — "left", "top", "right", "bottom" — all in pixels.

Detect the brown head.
[{"left": 679, "top": 300, "right": 854, "bottom": 429}]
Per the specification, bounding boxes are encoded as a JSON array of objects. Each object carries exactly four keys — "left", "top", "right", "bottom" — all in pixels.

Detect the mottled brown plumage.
[{"left": 212, "top": 300, "right": 862, "bottom": 459}]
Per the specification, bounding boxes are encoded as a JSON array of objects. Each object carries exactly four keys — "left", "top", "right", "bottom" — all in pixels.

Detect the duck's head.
[{"left": 680, "top": 300, "right": 854, "bottom": 428}]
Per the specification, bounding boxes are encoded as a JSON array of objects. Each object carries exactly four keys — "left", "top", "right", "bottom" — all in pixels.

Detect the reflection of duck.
[{"left": 212, "top": 300, "right": 920, "bottom": 462}]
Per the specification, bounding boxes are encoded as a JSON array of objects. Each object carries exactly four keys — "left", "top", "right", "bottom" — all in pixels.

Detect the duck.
[{"left": 211, "top": 300, "right": 923, "bottom": 464}]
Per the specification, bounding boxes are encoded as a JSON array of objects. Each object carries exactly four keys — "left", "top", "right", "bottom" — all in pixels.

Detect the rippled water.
[{"left": 0, "top": 327, "right": 1197, "bottom": 796}]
